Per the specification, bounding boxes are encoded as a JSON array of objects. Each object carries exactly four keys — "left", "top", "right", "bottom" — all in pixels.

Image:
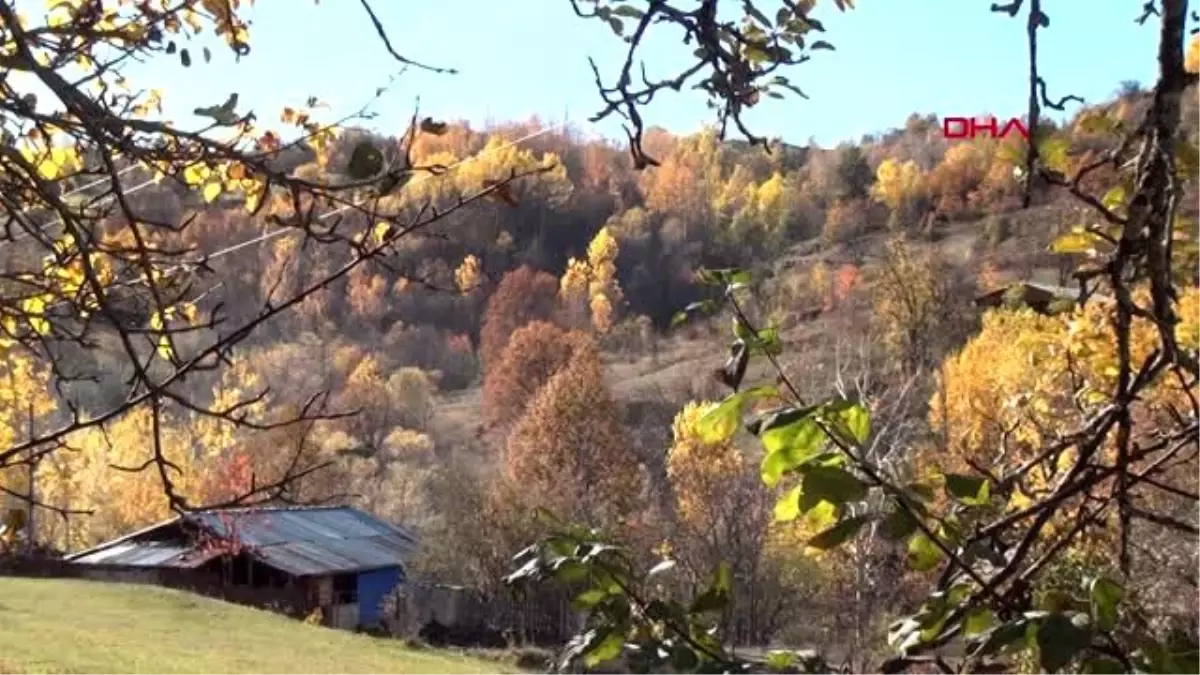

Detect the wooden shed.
[{"left": 65, "top": 506, "right": 418, "bottom": 630}]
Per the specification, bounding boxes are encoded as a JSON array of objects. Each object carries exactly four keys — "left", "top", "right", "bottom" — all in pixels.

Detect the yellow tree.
[
  {"left": 870, "top": 158, "right": 926, "bottom": 225},
  {"left": 560, "top": 226, "right": 625, "bottom": 333},
  {"left": 927, "top": 141, "right": 991, "bottom": 215},
  {"left": 59, "top": 408, "right": 196, "bottom": 548},
  {"left": 667, "top": 401, "right": 819, "bottom": 645},
  {"left": 872, "top": 237, "right": 959, "bottom": 372},
  {"left": 929, "top": 285, "right": 1199, "bottom": 539},
  {"left": 1187, "top": 34, "right": 1199, "bottom": 74},
  {"left": 0, "top": 347, "right": 56, "bottom": 493},
  {"left": 454, "top": 254, "right": 482, "bottom": 294},
  {"left": 0, "top": 344, "right": 57, "bottom": 540},
  {"left": 0, "top": 0, "right": 548, "bottom": 524}
]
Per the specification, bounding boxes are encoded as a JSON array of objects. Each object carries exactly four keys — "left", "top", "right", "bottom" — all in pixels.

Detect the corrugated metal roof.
[{"left": 68, "top": 506, "right": 418, "bottom": 576}]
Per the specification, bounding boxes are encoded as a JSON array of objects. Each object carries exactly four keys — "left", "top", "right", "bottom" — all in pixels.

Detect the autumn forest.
[{"left": 0, "top": 0, "right": 1198, "bottom": 672}]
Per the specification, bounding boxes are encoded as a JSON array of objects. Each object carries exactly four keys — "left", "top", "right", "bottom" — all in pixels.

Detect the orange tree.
[{"left": 507, "top": 1, "right": 1199, "bottom": 673}]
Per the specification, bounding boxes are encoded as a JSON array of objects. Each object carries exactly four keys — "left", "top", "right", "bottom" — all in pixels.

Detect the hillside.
[
  {"left": 0, "top": 578, "right": 516, "bottom": 674},
  {"left": 425, "top": 200, "right": 1078, "bottom": 448}
]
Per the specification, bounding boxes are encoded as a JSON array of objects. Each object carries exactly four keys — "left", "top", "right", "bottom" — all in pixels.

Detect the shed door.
[{"left": 357, "top": 567, "right": 404, "bottom": 628}]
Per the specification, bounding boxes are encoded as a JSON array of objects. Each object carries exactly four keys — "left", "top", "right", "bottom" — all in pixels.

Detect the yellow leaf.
[
  {"left": 36, "top": 158, "right": 60, "bottom": 180},
  {"left": 21, "top": 295, "right": 46, "bottom": 317},
  {"left": 183, "top": 163, "right": 212, "bottom": 185},
  {"left": 202, "top": 181, "right": 222, "bottom": 202},
  {"left": 1, "top": 314, "right": 17, "bottom": 341},
  {"left": 157, "top": 335, "right": 174, "bottom": 360},
  {"left": 1101, "top": 186, "right": 1126, "bottom": 211}
]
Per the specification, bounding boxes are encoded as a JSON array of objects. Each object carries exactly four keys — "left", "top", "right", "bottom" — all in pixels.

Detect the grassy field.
[{"left": 0, "top": 577, "right": 519, "bottom": 674}]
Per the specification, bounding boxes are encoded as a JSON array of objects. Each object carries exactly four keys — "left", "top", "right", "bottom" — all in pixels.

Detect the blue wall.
[{"left": 356, "top": 566, "right": 404, "bottom": 627}]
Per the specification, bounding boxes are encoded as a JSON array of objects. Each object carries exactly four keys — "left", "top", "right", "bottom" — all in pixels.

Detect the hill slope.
[{"left": 0, "top": 578, "right": 515, "bottom": 674}]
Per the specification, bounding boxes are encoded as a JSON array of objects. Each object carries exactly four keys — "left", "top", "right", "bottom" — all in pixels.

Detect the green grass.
[{"left": 0, "top": 577, "right": 521, "bottom": 674}]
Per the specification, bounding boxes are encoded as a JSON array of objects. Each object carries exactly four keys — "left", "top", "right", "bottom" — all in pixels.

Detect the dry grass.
[{"left": 0, "top": 577, "right": 519, "bottom": 674}]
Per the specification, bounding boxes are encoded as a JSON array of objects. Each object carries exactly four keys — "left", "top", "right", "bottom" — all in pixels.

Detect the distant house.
[
  {"left": 65, "top": 506, "right": 418, "bottom": 631},
  {"left": 974, "top": 281, "right": 1108, "bottom": 316}
]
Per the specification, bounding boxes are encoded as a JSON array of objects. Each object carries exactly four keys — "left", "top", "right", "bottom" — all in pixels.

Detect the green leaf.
[
  {"left": 760, "top": 414, "right": 826, "bottom": 487},
  {"left": 571, "top": 588, "right": 610, "bottom": 611},
  {"left": 346, "top": 141, "right": 385, "bottom": 180},
  {"left": 711, "top": 560, "right": 732, "bottom": 594},
  {"left": 802, "top": 466, "right": 868, "bottom": 504},
  {"left": 698, "top": 387, "right": 775, "bottom": 444},
  {"left": 193, "top": 92, "right": 239, "bottom": 125},
  {"left": 732, "top": 316, "right": 753, "bottom": 340},
  {"left": 670, "top": 645, "right": 699, "bottom": 672},
  {"left": 607, "top": 16, "right": 624, "bottom": 35},
  {"left": 1036, "top": 613, "right": 1092, "bottom": 672},
  {"left": 803, "top": 498, "right": 839, "bottom": 531},
  {"left": 944, "top": 473, "right": 991, "bottom": 506},
  {"left": 825, "top": 400, "right": 870, "bottom": 445},
  {"left": 419, "top": 117, "right": 448, "bottom": 135},
  {"left": 697, "top": 395, "right": 744, "bottom": 443},
  {"left": 765, "top": 651, "right": 795, "bottom": 671},
  {"left": 1089, "top": 576, "right": 1124, "bottom": 632},
  {"left": 906, "top": 532, "right": 942, "bottom": 572},
  {"left": 690, "top": 562, "right": 732, "bottom": 614},
  {"left": 553, "top": 560, "right": 590, "bottom": 583},
  {"left": 695, "top": 267, "right": 749, "bottom": 288},
  {"left": 1038, "top": 590, "right": 1074, "bottom": 613},
  {"left": 964, "top": 608, "right": 997, "bottom": 636},
  {"left": 744, "top": 44, "right": 772, "bottom": 63},
  {"left": 716, "top": 340, "right": 750, "bottom": 390},
  {"left": 1081, "top": 657, "right": 1127, "bottom": 674},
  {"left": 744, "top": 2, "right": 771, "bottom": 26},
  {"left": 584, "top": 629, "right": 625, "bottom": 667},
  {"left": 750, "top": 326, "right": 783, "bottom": 355},
  {"left": 671, "top": 299, "right": 717, "bottom": 327},
  {"left": 810, "top": 40, "right": 835, "bottom": 50},
  {"left": 1050, "top": 228, "right": 1106, "bottom": 255},
  {"left": 807, "top": 515, "right": 867, "bottom": 550},
  {"left": 972, "top": 619, "right": 1032, "bottom": 658},
  {"left": 880, "top": 506, "right": 918, "bottom": 540},
  {"left": 758, "top": 403, "right": 825, "bottom": 446},
  {"left": 774, "top": 485, "right": 804, "bottom": 522},
  {"left": 1038, "top": 136, "right": 1071, "bottom": 173},
  {"left": 611, "top": 4, "right": 645, "bottom": 19},
  {"left": 905, "top": 482, "right": 938, "bottom": 503}
]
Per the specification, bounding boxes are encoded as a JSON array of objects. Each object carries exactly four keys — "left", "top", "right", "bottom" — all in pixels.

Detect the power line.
[
  {"left": 49, "top": 122, "right": 567, "bottom": 311},
  {"left": 196, "top": 123, "right": 563, "bottom": 266},
  {"left": 9, "top": 164, "right": 149, "bottom": 242}
]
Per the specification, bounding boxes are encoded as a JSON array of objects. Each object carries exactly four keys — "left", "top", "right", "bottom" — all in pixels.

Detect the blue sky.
[{"left": 114, "top": 2, "right": 1163, "bottom": 146}]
